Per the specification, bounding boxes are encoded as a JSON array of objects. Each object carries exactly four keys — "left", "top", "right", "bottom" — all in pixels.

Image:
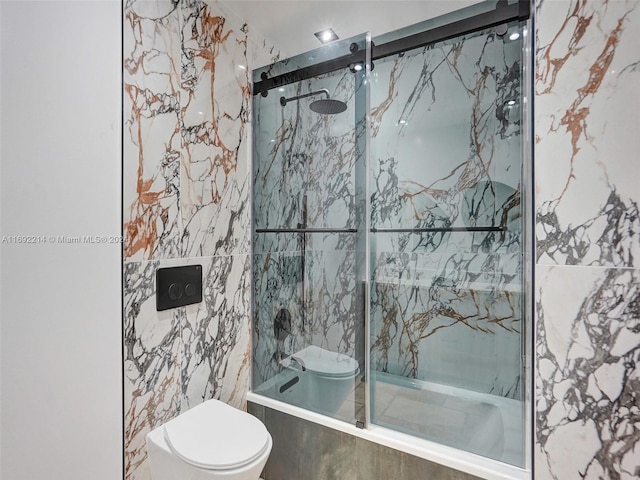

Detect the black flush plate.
[{"left": 156, "top": 265, "right": 203, "bottom": 311}]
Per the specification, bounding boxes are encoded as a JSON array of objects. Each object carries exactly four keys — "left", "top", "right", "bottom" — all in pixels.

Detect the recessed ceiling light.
[
  {"left": 509, "top": 32, "right": 520, "bottom": 41},
  {"left": 314, "top": 28, "right": 339, "bottom": 44}
]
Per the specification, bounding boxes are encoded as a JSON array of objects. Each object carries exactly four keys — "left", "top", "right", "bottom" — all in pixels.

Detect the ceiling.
[{"left": 218, "top": 0, "right": 479, "bottom": 58}]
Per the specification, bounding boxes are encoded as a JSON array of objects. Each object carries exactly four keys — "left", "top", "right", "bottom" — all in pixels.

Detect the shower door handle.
[{"left": 370, "top": 226, "right": 506, "bottom": 233}]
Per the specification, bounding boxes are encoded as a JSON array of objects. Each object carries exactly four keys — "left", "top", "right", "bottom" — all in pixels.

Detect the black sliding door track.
[{"left": 253, "top": 0, "right": 530, "bottom": 96}]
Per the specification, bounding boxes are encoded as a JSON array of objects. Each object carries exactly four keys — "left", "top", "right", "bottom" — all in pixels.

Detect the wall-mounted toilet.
[{"left": 146, "top": 399, "right": 272, "bottom": 480}]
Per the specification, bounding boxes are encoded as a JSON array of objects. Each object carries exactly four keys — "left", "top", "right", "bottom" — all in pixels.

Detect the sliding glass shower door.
[
  {"left": 368, "top": 19, "right": 527, "bottom": 467},
  {"left": 251, "top": 34, "right": 370, "bottom": 426},
  {"left": 251, "top": 1, "right": 530, "bottom": 468}
]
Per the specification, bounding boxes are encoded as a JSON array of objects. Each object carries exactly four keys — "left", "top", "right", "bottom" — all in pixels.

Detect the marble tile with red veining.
[
  {"left": 179, "top": 0, "right": 253, "bottom": 258},
  {"left": 535, "top": 0, "right": 640, "bottom": 268},
  {"left": 123, "top": 1, "right": 184, "bottom": 262}
]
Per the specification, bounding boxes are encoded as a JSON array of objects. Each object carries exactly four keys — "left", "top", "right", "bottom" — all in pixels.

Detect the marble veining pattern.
[
  {"left": 371, "top": 251, "right": 522, "bottom": 398},
  {"left": 535, "top": 1, "right": 640, "bottom": 479},
  {"left": 535, "top": 0, "right": 640, "bottom": 268},
  {"left": 369, "top": 23, "right": 525, "bottom": 397},
  {"left": 536, "top": 266, "right": 640, "bottom": 480},
  {"left": 124, "top": 0, "right": 277, "bottom": 261},
  {"left": 124, "top": 255, "right": 252, "bottom": 480},
  {"left": 124, "top": 1, "right": 183, "bottom": 261},
  {"left": 123, "top": 260, "right": 181, "bottom": 480},
  {"left": 178, "top": 0, "right": 252, "bottom": 259},
  {"left": 181, "top": 254, "right": 252, "bottom": 410},
  {"left": 252, "top": 65, "right": 364, "bottom": 392},
  {"left": 123, "top": 1, "right": 276, "bottom": 479}
]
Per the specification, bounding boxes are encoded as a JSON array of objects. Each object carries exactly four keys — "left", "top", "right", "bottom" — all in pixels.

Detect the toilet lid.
[
  {"left": 163, "top": 399, "right": 270, "bottom": 470},
  {"left": 293, "top": 345, "right": 359, "bottom": 378}
]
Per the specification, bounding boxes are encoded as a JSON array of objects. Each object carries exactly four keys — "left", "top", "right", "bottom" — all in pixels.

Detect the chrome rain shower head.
[{"left": 280, "top": 88, "right": 347, "bottom": 115}]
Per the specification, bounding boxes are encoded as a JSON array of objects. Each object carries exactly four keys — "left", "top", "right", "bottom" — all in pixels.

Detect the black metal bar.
[
  {"left": 256, "top": 226, "right": 505, "bottom": 233},
  {"left": 253, "top": 50, "right": 366, "bottom": 97},
  {"left": 300, "top": 196, "right": 307, "bottom": 332},
  {"left": 373, "top": 0, "right": 530, "bottom": 61},
  {"left": 253, "top": 1, "right": 530, "bottom": 95},
  {"left": 255, "top": 228, "right": 358, "bottom": 234},
  {"left": 370, "top": 226, "right": 506, "bottom": 233}
]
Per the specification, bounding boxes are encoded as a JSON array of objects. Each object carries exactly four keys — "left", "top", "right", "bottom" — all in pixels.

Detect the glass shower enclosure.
[
  {"left": 251, "top": 33, "right": 369, "bottom": 426},
  {"left": 252, "top": 0, "right": 529, "bottom": 468}
]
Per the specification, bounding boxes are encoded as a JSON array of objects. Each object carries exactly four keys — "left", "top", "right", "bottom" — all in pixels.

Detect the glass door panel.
[
  {"left": 369, "top": 20, "right": 527, "bottom": 467},
  {"left": 252, "top": 33, "right": 370, "bottom": 425}
]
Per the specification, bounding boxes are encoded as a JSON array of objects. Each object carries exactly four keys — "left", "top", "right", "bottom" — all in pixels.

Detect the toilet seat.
[
  {"left": 292, "top": 345, "right": 359, "bottom": 379},
  {"left": 163, "top": 399, "right": 271, "bottom": 471}
]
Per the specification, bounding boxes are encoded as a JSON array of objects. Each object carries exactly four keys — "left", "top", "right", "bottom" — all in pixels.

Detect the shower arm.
[{"left": 280, "top": 89, "right": 329, "bottom": 107}]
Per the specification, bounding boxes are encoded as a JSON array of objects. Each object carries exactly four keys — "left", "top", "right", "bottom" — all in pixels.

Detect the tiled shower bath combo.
[{"left": 250, "top": 1, "right": 528, "bottom": 476}]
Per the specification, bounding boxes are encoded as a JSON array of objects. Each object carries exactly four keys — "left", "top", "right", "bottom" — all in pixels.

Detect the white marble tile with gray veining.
[
  {"left": 181, "top": 254, "right": 252, "bottom": 411},
  {"left": 534, "top": 2, "right": 640, "bottom": 478},
  {"left": 178, "top": 0, "right": 253, "bottom": 258},
  {"left": 123, "top": 2, "right": 276, "bottom": 479},
  {"left": 123, "top": 260, "right": 182, "bottom": 480},
  {"left": 536, "top": 265, "right": 640, "bottom": 480}
]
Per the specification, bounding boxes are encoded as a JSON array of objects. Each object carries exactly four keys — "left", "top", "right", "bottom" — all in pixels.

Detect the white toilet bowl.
[{"left": 146, "top": 399, "right": 272, "bottom": 480}]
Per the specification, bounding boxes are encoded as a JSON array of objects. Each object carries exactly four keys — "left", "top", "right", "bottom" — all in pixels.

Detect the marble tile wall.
[
  {"left": 251, "top": 64, "right": 366, "bottom": 390},
  {"left": 534, "top": 0, "right": 640, "bottom": 478},
  {"left": 122, "top": 1, "right": 277, "bottom": 479}
]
